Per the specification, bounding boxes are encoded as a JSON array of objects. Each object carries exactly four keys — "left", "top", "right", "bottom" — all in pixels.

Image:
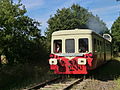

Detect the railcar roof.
[
  {"left": 52, "top": 29, "right": 94, "bottom": 36},
  {"left": 52, "top": 29, "right": 111, "bottom": 43}
]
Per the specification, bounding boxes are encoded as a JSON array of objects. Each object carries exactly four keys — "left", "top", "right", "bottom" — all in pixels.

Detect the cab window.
[
  {"left": 79, "top": 38, "right": 88, "bottom": 53},
  {"left": 53, "top": 40, "right": 62, "bottom": 53},
  {"left": 65, "top": 39, "right": 75, "bottom": 53}
]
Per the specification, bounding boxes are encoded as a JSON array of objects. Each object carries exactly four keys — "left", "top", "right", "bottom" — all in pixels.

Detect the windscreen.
[
  {"left": 53, "top": 40, "right": 62, "bottom": 53},
  {"left": 65, "top": 39, "right": 75, "bottom": 53},
  {"left": 79, "top": 38, "right": 88, "bottom": 53}
]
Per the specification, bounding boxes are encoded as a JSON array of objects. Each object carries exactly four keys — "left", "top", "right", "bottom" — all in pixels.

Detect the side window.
[
  {"left": 65, "top": 39, "right": 75, "bottom": 53},
  {"left": 97, "top": 40, "right": 100, "bottom": 51},
  {"left": 79, "top": 38, "right": 88, "bottom": 53},
  {"left": 54, "top": 40, "right": 62, "bottom": 53},
  {"left": 97, "top": 40, "right": 99, "bottom": 46},
  {"left": 100, "top": 41, "right": 102, "bottom": 52},
  {"left": 94, "top": 38, "right": 96, "bottom": 45},
  {"left": 94, "top": 38, "right": 97, "bottom": 52}
]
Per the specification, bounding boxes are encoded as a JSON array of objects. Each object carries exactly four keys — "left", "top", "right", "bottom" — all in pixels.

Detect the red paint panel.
[{"left": 49, "top": 53, "right": 93, "bottom": 74}]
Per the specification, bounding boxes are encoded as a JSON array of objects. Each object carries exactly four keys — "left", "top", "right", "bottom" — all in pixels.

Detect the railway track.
[
  {"left": 26, "top": 77, "right": 63, "bottom": 90},
  {"left": 26, "top": 76, "right": 84, "bottom": 90}
]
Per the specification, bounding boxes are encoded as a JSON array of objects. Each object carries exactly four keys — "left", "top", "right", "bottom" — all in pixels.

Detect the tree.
[
  {"left": 46, "top": 4, "right": 108, "bottom": 41},
  {"left": 45, "top": 4, "right": 108, "bottom": 52},
  {"left": 111, "top": 17, "right": 120, "bottom": 52},
  {"left": 0, "top": 0, "right": 44, "bottom": 63},
  {"left": 46, "top": 4, "right": 89, "bottom": 41}
]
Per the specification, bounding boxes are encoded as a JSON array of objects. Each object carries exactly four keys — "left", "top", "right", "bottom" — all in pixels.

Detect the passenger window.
[
  {"left": 65, "top": 39, "right": 75, "bottom": 53},
  {"left": 100, "top": 41, "right": 102, "bottom": 51},
  {"left": 94, "top": 38, "right": 96, "bottom": 45},
  {"left": 100, "top": 41, "right": 102, "bottom": 46},
  {"left": 97, "top": 40, "right": 99, "bottom": 50},
  {"left": 54, "top": 40, "right": 62, "bottom": 53},
  {"left": 97, "top": 40, "right": 99, "bottom": 45},
  {"left": 79, "top": 38, "right": 88, "bottom": 53},
  {"left": 93, "top": 38, "right": 97, "bottom": 52}
]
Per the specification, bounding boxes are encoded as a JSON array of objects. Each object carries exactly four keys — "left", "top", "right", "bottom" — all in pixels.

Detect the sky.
[{"left": 14, "top": 0, "right": 120, "bottom": 35}]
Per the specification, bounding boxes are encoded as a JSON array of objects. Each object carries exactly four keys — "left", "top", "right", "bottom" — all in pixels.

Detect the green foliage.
[
  {"left": 0, "top": 0, "right": 48, "bottom": 64},
  {"left": 45, "top": 4, "right": 108, "bottom": 52},
  {"left": 46, "top": 4, "right": 89, "bottom": 41},
  {"left": 46, "top": 4, "right": 108, "bottom": 39},
  {"left": 111, "top": 17, "right": 120, "bottom": 52},
  {"left": 0, "top": 63, "right": 54, "bottom": 90}
]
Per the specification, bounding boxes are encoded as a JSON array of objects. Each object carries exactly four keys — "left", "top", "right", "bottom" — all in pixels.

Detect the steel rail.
[
  {"left": 26, "top": 76, "right": 62, "bottom": 90},
  {"left": 63, "top": 77, "right": 84, "bottom": 90}
]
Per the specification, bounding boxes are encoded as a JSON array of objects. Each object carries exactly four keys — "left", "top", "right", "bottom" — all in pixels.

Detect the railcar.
[{"left": 49, "top": 29, "right": 112, "bottom": 74}]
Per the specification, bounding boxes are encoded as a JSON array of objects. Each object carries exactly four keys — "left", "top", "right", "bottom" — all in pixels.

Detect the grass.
[
  {"left": 114, "top": 57, "right": 120, "bottom": 90},
  {"left": 91, "top": 59, "right": 120, "bottom": 79},
  {"left": 89, "top": 57, "right": 120, "bottom": 90},
  {"left": 0, "top": 62, "right": 57, "bottom": 90}
]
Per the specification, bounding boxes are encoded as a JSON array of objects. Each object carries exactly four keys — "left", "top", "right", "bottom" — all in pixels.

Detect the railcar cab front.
[{"left": 49, "top": 29, "right": 94, "bottom": 74}]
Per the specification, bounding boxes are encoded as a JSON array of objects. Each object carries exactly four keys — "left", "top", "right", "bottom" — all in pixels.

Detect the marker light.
[
  {"left": 49, "top": 59, "right": 57, "bottom": 65},
  {"left": 78, "top": 58, "right": 86, "bottom": 65}
]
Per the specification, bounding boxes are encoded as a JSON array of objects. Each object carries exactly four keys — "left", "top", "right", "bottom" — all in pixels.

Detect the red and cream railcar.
[{"left": 49, "top": 29, "right": 112, "bottom": 74}]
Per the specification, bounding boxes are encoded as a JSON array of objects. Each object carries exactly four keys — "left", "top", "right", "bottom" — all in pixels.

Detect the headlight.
[
  {"left": 78, "top": 58, "right": 86, "bottom": 65},
  {"left": 49, "top": 59, "right": 57, "bottom": 65}
]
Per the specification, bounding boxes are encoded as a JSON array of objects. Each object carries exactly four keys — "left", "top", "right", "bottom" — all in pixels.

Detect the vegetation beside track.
[
  {"left": 88, "top": 57, "right": 120, "bottom": 90},
  {"left": 0, "top": 62, "right": 58, "bottom": 90},
  {"left": 113, "top": 57, "right": 120, "bottom": 90}
]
